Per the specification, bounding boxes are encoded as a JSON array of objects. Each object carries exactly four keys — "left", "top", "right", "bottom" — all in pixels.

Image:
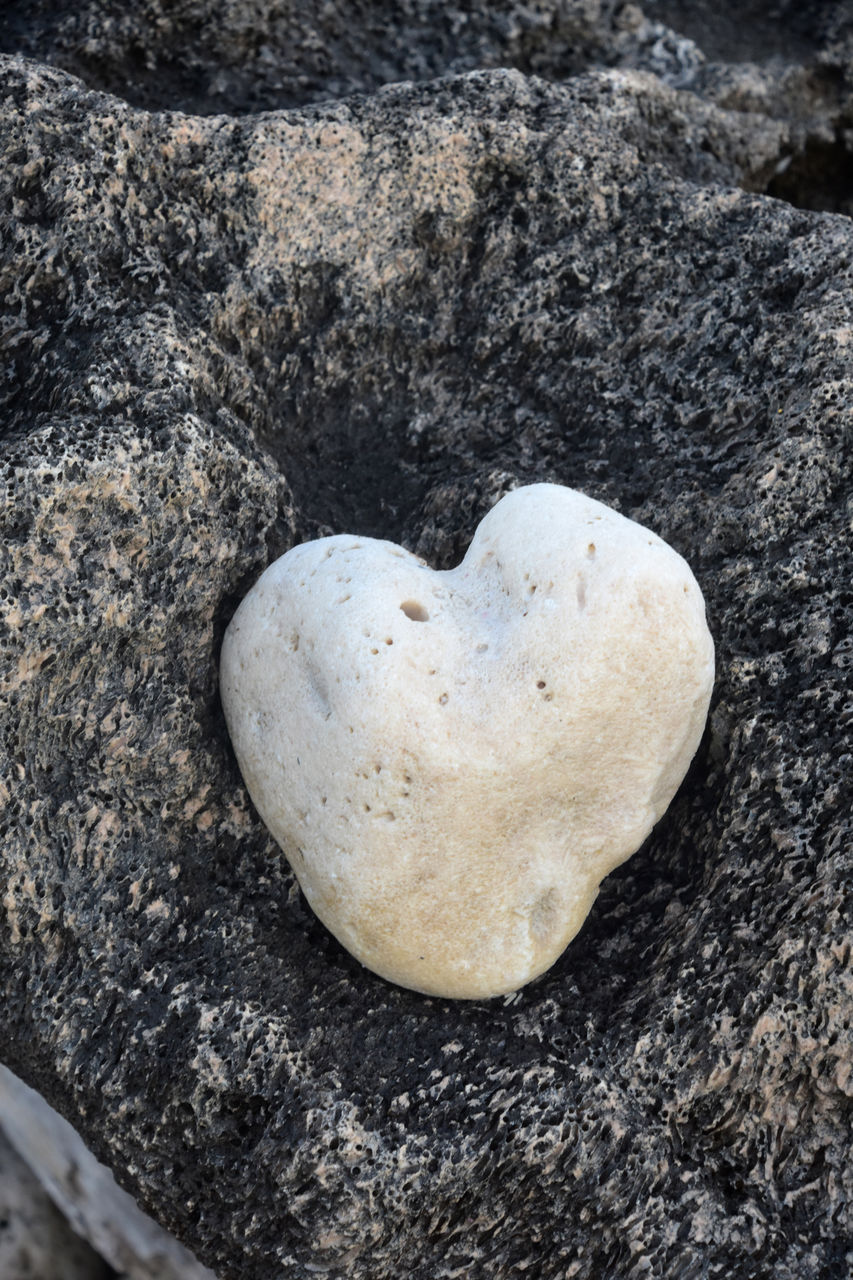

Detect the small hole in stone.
[
  {"left": 537, "top": 681, "right": 546, "bottom": 689},
  {"left": 439, "top": 693, "right": 449, "bottom": 705},
  {"left": 476, "top": 642, "right": 488, "bottom": 653},
  {"left": 400, "top": 600, "right": 429, "bottom": 622},
  {"left": 587, "top": 543, "right": 596, "bottom": 557},
  {"left": 385, "top": 638, "right": 393, "bottom": 645},
  {"left": 528, "top": 584, "right": 537, "bottom": 595},
  {"left": 371, "top": 647, "right": 379, "bottom": 654}
]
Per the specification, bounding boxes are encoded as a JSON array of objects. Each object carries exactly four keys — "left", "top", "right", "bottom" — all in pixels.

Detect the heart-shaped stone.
[{"left": 221, "top": 484, "right": 714, "bottom": 999}]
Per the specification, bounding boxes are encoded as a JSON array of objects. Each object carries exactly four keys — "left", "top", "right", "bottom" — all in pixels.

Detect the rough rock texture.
[
  {"left": 0, "top": 1066, "right": 216, "bottom": 1280},
  {"left": 1, "top": 3, "right": 852, "bottom": 1278},
  {"left": 0, "top": 0, "right": 850, "bottom": 119},
  {"left": 0, "top": 1121, "right": 113, "bottom": 1280},
  {"left": 0, "top": 0, "right": 631, "bottom": 114}
]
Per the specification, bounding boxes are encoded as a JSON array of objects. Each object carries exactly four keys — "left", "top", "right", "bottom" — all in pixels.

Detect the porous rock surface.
[{"left": 1, "top": 2, "right": 852, "bottom": 1277}]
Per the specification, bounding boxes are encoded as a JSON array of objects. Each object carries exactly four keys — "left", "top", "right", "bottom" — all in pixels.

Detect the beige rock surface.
[{"left": 221, "top": 484, "right": 714, "bottom": 998}]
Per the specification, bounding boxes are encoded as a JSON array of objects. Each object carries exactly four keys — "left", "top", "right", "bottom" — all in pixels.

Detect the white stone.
[
  {"left": 221, "top": 484, "right": 714, "bottom": 999},
  {"left": 0, "top": 1124, "right": 111, "bottom": 1280},
  {"left": 0, "top": 1066, "right": 216, "bottom": 1280}
]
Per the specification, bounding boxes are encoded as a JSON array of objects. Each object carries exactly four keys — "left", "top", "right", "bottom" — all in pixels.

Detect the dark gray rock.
[
  {"left": 0, "top": 0, "right": 850, "bottom": 116},
  {"left": 0, "top": 5, "right": 851, "bottom": 1278},
  {"left": 0, "top": 0, "right": 630, "bottom": 114}
]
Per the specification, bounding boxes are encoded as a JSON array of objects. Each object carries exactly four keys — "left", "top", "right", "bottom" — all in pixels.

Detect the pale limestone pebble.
[
  {"left": 221, "top": 484, "right": 714, "bottom": 999},
  {"left": 0, "top": 1066, "right": 217, "bottom": 1280},
  {"left": 0, "top": 1123, "right": 112, "bottom": 1280}
]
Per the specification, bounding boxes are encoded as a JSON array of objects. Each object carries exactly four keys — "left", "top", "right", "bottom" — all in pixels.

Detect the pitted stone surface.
[{"left": 1, "top": 7, "right": 851, "bottom": 1277}]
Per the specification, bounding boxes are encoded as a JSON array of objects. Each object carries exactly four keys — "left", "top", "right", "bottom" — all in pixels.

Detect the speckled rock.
[
  {"left": 1, "top": 8, "right": 852, "bottom": 1280},
  {"left": 0, "top": 0, "right": 712, "bottom": 115},
  {"left": 0, "top": 0, "right": 850, "bottom": 121}
]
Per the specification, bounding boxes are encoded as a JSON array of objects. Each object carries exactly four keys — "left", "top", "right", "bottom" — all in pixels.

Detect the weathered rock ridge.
[{"left": 1, "top": 3, "right": 851, "bottom": 1277}]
